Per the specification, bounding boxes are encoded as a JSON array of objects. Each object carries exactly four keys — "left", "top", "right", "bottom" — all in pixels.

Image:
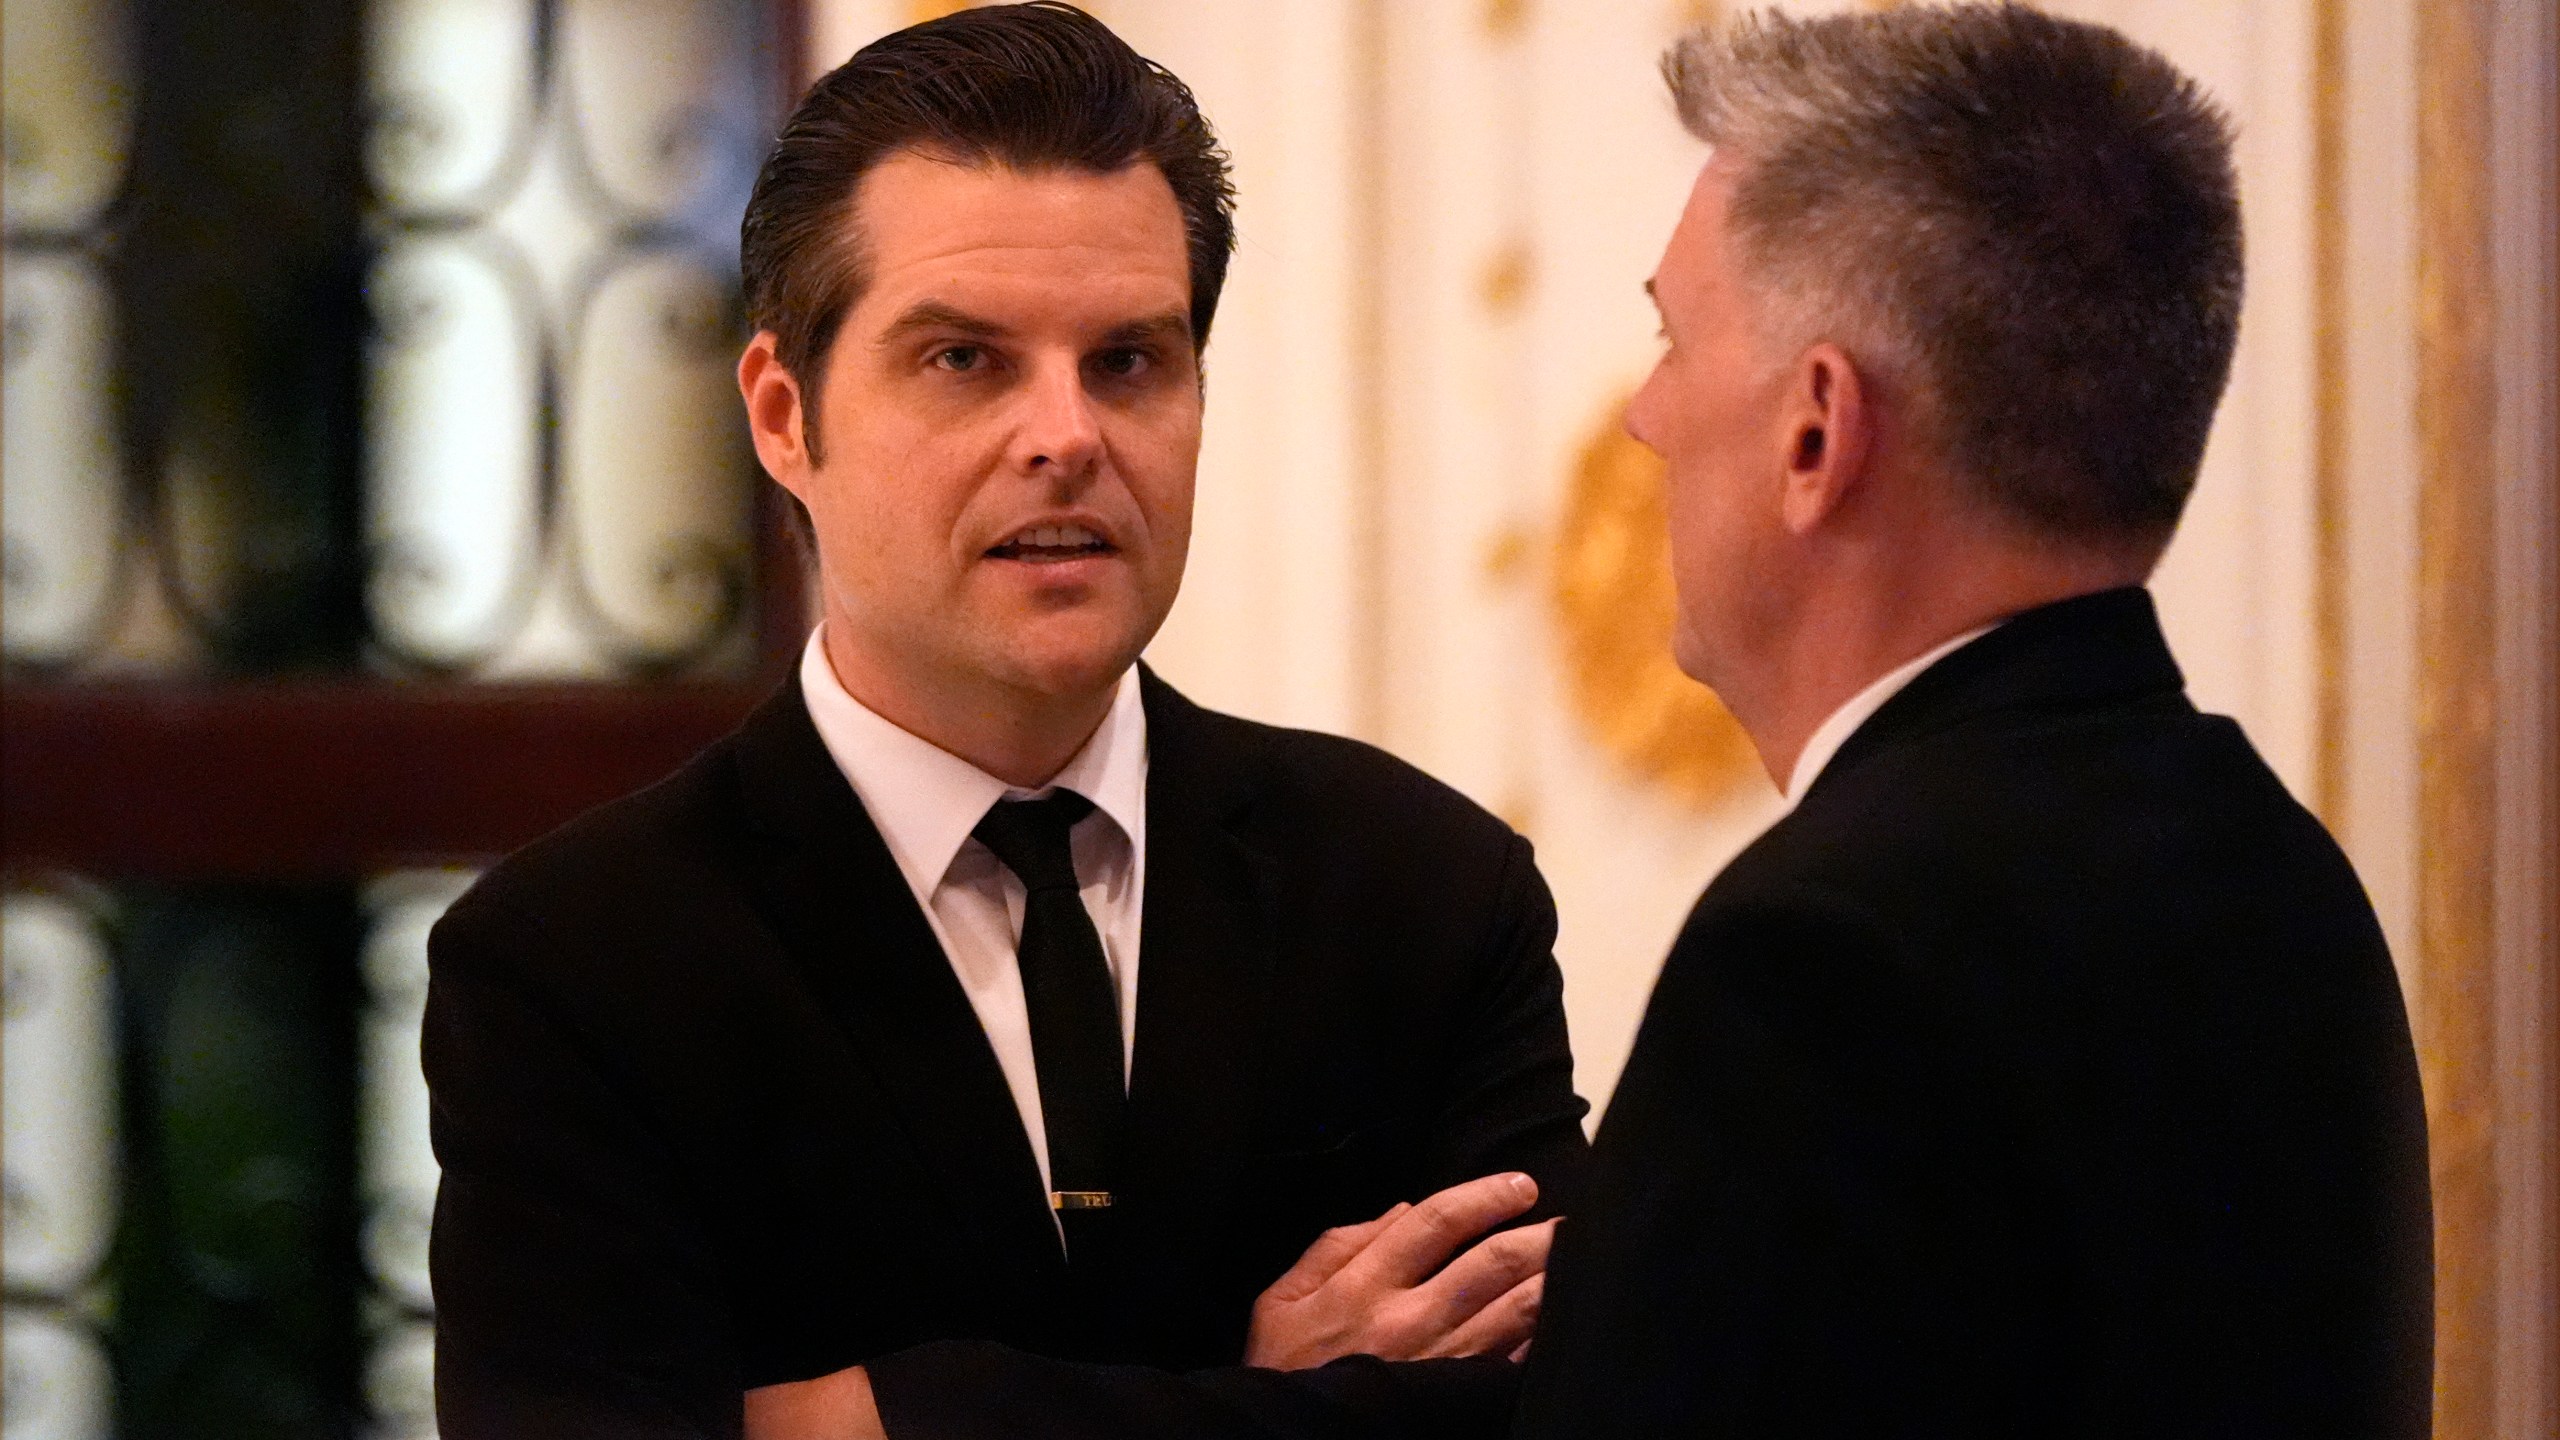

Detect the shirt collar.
[
  {"left": 797, "top": 627, "right": 1148, "bottom": 907},
  {"left": 1782, "top": 622, "right": 2000, "bottom": 808}
]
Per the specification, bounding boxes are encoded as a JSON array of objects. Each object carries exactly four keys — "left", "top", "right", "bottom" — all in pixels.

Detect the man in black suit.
[
  {"left": 1515, "top": 6, "right": 2430, "bottom": 1437},
  {"left": 424, "top": 7, "right": 1586, "bottom": 1438}
]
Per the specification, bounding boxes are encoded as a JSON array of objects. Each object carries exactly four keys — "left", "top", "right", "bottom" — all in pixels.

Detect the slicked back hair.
[
  {"left": 741, "top": 1, "right": 1236, "bottom": 459},
  {"left": 1665, "top": 2, "right": 2243, "bottom": 549}
]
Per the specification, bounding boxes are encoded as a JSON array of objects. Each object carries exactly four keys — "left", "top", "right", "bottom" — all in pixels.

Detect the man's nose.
[{"left": 1012, "top": 357, "right": 1103, "bottom": 479}]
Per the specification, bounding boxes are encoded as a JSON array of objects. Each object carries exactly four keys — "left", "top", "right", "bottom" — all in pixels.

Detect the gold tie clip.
[{"left": 1051, "top": 1190, "right": 1114, "bottom": 1211}]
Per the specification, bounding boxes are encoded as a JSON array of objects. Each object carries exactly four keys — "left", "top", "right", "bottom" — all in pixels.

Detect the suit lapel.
[
  {"left": 727, "top": 682, "right": 1066, "bottom": 1292},
  {"left": 1125, "top": 670, "right": 1277, "bottom": 1194}
]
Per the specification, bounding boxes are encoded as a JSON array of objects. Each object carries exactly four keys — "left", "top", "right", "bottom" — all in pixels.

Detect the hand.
[
  {"left": 1243, "top": 1172, "right": 1558, "bottom": 1371},
  {"left": 745, "top": 1364, "right": 885, "bottom": 1440}
]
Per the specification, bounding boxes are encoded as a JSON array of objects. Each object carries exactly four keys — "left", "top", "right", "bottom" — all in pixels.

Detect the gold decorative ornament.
[{"left": 1549, "top": 396, "right": 1759, "bottom": 806}]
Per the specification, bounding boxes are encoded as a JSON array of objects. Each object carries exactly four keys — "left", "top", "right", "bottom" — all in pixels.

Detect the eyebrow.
[
  {"left": 876, "top": 300, "right": 1009, "bottom": 347},
  {"left": 1101, "top": 311, "right": 1194, "bottom": 349},
  {"left": 1643, "top": 279, "right": 1660, "bottom": 307},
  {"left": 873, "top": 302, "right": 1194, "bottom": 352}
]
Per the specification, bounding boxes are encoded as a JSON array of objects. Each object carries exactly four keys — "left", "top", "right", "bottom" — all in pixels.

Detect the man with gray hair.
[{"left": 1513, "top": 6, "right": 2430, "bottom": 1436}]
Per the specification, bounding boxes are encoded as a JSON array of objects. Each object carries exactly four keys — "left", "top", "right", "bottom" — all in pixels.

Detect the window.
[{"left": 2, "top": 3, "right": 805, "bottom": 1432}]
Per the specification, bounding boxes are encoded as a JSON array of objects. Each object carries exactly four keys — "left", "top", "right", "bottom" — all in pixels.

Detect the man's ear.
[
  {"left": 738, "top": 331, "right": 815, "bottom": 504},
  {"left": 1775, "top": 342, "right": 1871, "bottom": 536}
]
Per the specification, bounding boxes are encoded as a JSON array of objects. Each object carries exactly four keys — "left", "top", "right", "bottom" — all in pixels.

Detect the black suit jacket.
[
  {"left": 425, "top": 669, "right": 1589, "bottom": 1439},
  {"left": 1513, "top": 589, "right": 2431, "bottom": 1438}
]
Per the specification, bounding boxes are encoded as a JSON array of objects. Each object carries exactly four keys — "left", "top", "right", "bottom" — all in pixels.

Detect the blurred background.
[{"left": 1, "top": 0, "right": 2551, "bottom": 1436}]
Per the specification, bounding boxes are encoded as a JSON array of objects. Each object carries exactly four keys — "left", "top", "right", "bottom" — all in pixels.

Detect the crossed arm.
[
  {"left": 745, "top": 1173, "right": 1559, "bottom": 1440},
  {"left": 428, "top": 828, "right": 1583, "bottom": 1440}
]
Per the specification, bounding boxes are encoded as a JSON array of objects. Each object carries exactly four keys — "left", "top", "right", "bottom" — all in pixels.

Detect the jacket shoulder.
[
  {"left": 1729, "top": 705, "right": 2317, "bottom": 891},
  {"left": 1181, "top": 701, "right": 1520, "bottom": 853},
  {"left": 439, "top": 728, "right": 755, "bottom": 945},
  {"left": 1688, "top": 701, "right": 2390, "bottom": 1018}
]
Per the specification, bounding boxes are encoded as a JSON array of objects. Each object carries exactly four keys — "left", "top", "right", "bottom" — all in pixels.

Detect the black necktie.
[{"left": 972, "top": 791, "right": 1124, "bottom": 1257}]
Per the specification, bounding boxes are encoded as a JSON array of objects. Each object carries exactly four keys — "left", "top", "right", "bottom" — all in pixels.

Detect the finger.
[
  {"left": 1344, "top": 1172, "right": 1538, "bottom": 1291},
  {"left": 1264, "top": 1202, "right": 1411, "bottom": 1303},
  {"left": 1410, "top": 1216, "right": 1555, "bottom": 1333},
  {"left": 745, "top": 1366, "right": 882, "bottom": 1440},
  {"left": 1422, "top": 1271, "right": 1545, "bottom": 1360}
]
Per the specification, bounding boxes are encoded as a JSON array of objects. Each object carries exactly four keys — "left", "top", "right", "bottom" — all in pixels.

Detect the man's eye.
[
  {"left": 932, "top": 346, "right": 984, "bottom": 373},
  {"left": 1093, "top": 347, "right": 1149, "bottom": 379}
]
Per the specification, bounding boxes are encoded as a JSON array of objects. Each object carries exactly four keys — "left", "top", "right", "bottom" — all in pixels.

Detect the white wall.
[{"left": 1100, "top": 0, "right": 1371, "bottom": 736}]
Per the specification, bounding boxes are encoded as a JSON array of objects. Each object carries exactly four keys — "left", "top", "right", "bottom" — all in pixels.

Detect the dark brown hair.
[
  {"left": 741, "top": 0, "right": 1236, "bottom": 458},
  {"left": 1666, "top": 3, "right": 2243, "bottom": 549}
]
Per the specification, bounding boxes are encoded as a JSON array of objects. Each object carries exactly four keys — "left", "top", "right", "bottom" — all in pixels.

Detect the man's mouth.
[{"left": 987, "top": 524, "right": 1116, "bottom": 564}]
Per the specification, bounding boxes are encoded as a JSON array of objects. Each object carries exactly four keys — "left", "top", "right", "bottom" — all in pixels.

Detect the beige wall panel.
[
  {"left": 1109, "top": 0, "right": 1371, "bottom": 735},
  {"left": 802, "top": 0, "right": 909, "bottom": 79},
  {"left": 1374, "top": 0, "right": 1543, "bottom": 809},
  {"left": 2337, "top": 0, "right": 2422, "bottom": 970}
]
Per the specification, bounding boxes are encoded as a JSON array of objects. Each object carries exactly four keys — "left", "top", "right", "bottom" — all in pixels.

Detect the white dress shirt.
[
  {"left": 1781, "top": 623, "right": 2001, "bottom": 808},
  {"left": 797, "top": 629, "right": 1147, "bottom": 1202}
]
